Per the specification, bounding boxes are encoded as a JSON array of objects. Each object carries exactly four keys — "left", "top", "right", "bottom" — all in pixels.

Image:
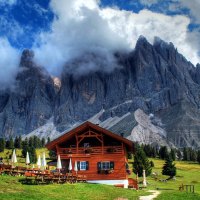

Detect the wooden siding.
[
  {"left": 46, "top": 122, "right": 134, "bottom": 181},
  {"left": 58, "top": 146, "right": 124, "bottom": 158},
  {"left": 61, "top": 154, "right": 128, "bottom": 180}
]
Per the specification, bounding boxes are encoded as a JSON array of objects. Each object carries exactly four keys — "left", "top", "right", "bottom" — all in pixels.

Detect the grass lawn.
[
  {"left": 0, "top": 175, "right": 144, "bottom": 200},
  {"left": 136, "top": 158, "right": 200, "bottom": 200},
  {"left": 0, "top": 148, "right": 146, "bottom": 200},
  {"left": 1, "top": 149, "right": 200, "bottom": 199}
]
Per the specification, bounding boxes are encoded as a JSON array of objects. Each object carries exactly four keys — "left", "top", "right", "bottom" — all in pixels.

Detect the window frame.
[
  {"left": 80, "top": 161, "right": 87, "bottom": 171},
  {"left": 101, "top": 161, "right": 110, "bottom": 170}
]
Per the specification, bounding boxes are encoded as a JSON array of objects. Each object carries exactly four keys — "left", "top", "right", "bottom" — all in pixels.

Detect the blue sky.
[
  {"left": 0, "top": 0, "right": 199, "bottom": 49},
  {"left": 0, "top": 0, "right": 200, "bottom": 87}
]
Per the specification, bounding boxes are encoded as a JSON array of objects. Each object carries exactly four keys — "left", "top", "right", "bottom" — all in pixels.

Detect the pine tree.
[
  {"left": 133, "top": 146, "right": 152, "bottom": 177},
  {"left": 190, "top": 149, "right": 197, "bottom": 162},
  {"left": 143, "top": 144, "right": 151, "bottom": 157},
  {"left": 176, "top": 149, "right": 182, "bottom": 160},
  {"left": 14, "top": 136, "right": 19, "bottom": 148},
  {"left": 197, "top": 150, "right": 200, "bottom": 164},
  {"left": 162, "top": 156, "right": 176, "bottom": 178},
  {"left": 47, "top": 137, "right": 50, "bottom": 144},
  {"left": 183, "top": 147, "right": 190, "bottom": 161},
  {"left": 14, "top": 136, "right": 22, "bottom": 149},
  {"left": 7, "top": 137, "right": 14, "bottom": 149},
  {"left": 41, "top": 137, "right": 45, "bottom": 147},
  {"left": 18, "top": 136, "right": 22, "bottom": 149},
  {"left": 151, "top": 147, "right": 157, "bottom": 158},
  {"left": 29, "top": 137, "right": 34, "bottom": 147},
  {"left": 0, "top": 138, "right": 5, "bottom": 152},
  {"left": 29, "top": 147, "right": 37, "bottom": 163},
  {"left": 22, "top": 138, "right": 29, "bottom": 158},
  {"left": 159, "top": 146, "right": 169, "bottom": 160},
  {"left": 170, "top": 149, "right": 176, "bottom": 161},
  {"left": 49, "top": 150, "right": 56, "bottom": 159}
]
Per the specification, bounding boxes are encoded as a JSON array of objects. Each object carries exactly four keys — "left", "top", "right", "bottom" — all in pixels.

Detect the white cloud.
[
  {"left": 0, "top": 38, "right": 20, "bottom": 88},
  {"left": 33, "top": 0, "right": 200, "bottom": 76},
  {"left": 139, "top": 0, "right": 159, "bottom": 7},
  {"left": 178, "top": 0, "right": 200, "bottom": 24},
  {"left": 101, "top": 8, "right": 199, "bottom": 64},
  {"left": 33, "top": 0, "right": 129, "bottom": 76}
]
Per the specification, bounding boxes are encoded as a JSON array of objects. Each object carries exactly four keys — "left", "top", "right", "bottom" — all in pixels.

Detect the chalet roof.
[{"left": 46, "top": 121, "right": 133, "bottom": 151}]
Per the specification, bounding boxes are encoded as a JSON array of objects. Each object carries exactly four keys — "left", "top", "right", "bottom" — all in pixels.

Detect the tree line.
[
  {"left": 133, "top": 144, "right": 176, "bottom": 178},
  {"left": 132, "top": 143, "right": 200, "bottom": 179},
  {"left": 140, "top": 144, "right": 200, "bottom": 164},
  {"left": 0, "top": 136, "right": 51, "bottom": 164}
]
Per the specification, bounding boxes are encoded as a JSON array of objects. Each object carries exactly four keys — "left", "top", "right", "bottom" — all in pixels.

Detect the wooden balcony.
[{"left": 57, "top": 146, "right": 124, "bottom": 158}]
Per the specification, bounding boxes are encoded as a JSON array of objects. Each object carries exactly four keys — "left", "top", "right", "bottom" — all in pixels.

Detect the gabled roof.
[{"left": 46, "top": 121, "right": 133, "bottom": 151}]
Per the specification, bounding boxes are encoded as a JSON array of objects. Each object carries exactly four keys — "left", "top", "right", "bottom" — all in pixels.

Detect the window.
[
  {"left": 77, "top": 161, "right": 89, "bottom": 170},
  {"left": 84, "top": 143, "right": 90, "bottom": 148},
  {"left": 97, "top": 161, "right": 114, "bottom": 170},
  {"left": 80, "top": 161, "right": 87, "bottom": 170},
  {"left": 101, "top": 162, "right": 110, "bottom": 170}
]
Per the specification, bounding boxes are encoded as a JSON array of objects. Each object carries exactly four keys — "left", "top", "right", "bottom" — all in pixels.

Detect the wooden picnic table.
[{"left": 23, "top": 171, "right": 87, "bottom": 185}]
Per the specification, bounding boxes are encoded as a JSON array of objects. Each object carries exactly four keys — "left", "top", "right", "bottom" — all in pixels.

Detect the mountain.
[
  {"left": 0, "top": 50, "right": 56, "bottom": 137},
  {"left": 1, "top": 36, "right": 200, "bottom": 149}
]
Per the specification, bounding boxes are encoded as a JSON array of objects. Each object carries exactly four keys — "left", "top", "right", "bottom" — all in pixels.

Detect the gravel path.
[{"left": 139, "top": 190, "right": 161, "bottom": 200}]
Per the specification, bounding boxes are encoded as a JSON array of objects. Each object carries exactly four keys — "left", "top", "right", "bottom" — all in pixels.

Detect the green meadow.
[
  {"left": 0, "top": 175, "right": 145, "bottom": 200},
  {"left": 137, "top": 158, "right": 200, "bottom": 199},
  {"left": 1, "top": 149, "right": 200, "bottom": 199}
]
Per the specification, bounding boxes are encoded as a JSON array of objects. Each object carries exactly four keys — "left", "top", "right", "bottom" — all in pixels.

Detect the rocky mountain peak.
[
  {"left": 20, "top": 49, "right": 35, "bottom": 68},
  {"left": 0, "top": 36, "right": 200, "bottom": 148},
  {"left": 135, "top": 35, "right": 151, "bottom": 50}
]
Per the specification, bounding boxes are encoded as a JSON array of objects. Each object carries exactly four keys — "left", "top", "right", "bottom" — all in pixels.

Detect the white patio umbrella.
[
  {"left": 37, "top": 155, "right": 41, "bottom": 169},
  {"left": 74, "top": 161, "right": 78, "bottom": 174},
  {"left": 11, "top": 149, "right": 17, "bottom": 168},
  {"left": 41, "top": 152, "right": 46, "bottom": 170},
  {"left": 68, "top": 158, "right": 72, "bottom": 172},
  {"left": 25, "top": 152, "right": 30, "bottom": 166},
  {"left": 143, "top": 170, "right": 147, "bottom": 187},
  {"left": 57, "top": 155, "right": 62, "bottom": 171}
]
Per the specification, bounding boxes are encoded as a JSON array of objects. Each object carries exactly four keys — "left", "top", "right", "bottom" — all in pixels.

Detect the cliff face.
[
  {"left": 0, "top": 50, "right": 56, "bottom": 137},
  {"left": 54, "top": 36, "right": 200, "bottom": 131},
  {"left": 1, "top": 37, "right": 200, "bottom": 148}
]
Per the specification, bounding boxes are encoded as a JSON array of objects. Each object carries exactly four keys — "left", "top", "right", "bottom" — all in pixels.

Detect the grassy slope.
[
  {"left": 139, "top": 159, "right": 200, "bottom": 200},
  {"left": 1, "top": 149, "right": 200, "bottom": 199},
  {"left": 0, "top": 149, "right": 145, "bottom": 200},
  {"left": 0, "top": 176, "right": 144, "bottom": 200}
]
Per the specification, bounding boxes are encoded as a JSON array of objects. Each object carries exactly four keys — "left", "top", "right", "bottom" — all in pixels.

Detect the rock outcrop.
[
  {"left": 0, "top": 50, "right": 56, "bottom": 137},
  {"left": 1, "top": 37, "right": 200, "bottom": 148}
]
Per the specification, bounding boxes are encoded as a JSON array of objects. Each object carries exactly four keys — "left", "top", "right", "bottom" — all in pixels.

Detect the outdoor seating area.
[
  {"left": 0, "top": 164, "right": 26, "bottom": 176},
  {"left": 23, "top": 171, "right": 87, "bottom": 184},
  {"left": 0, "top": 149, "right": 87, "bottom": 185}
]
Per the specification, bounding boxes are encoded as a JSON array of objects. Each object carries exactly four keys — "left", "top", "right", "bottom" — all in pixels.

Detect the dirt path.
[{"left": 139, "top": 190, "right": 161, "bottom": 200}]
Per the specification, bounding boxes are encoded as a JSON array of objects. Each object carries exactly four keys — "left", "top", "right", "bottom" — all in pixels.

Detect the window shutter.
[
  {"left": 110, "top": 161, "right": 114, "bottom": 169},
  {"left": 97, "top": 162, "right": 101, "bottom": 170},
  {"left": 86, "top": 161, "right": 89, "bottom": 170},
  {"left": 77, "top": 161, "right": 80, "bottom": 170}
]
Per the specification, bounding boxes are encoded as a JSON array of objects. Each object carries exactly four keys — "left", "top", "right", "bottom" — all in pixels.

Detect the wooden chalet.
[{"left": 46, "top": 121, "right": 134, "bottom": 188}]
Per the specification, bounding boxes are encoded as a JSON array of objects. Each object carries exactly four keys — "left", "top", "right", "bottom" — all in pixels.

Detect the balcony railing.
[{"left": 57, "top": 146, "right": 123, "bottom": 157}]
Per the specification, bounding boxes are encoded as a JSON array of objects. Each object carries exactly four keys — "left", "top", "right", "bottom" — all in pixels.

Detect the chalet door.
[{"left": 61, "top": 160, "right": 68, "bottom": 172}]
